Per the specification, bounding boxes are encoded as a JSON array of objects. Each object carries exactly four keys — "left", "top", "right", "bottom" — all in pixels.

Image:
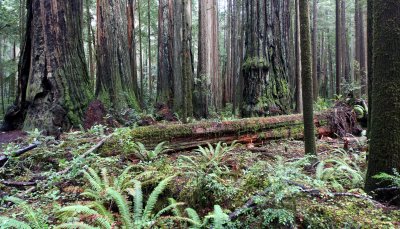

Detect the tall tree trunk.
[
  {"left": 96, "top": 0, "right": 139, "bottom": 113},
  {"left": 147, "top": 0, "right": 152, "bottom": 102},
  {"left": 157, "top": 0, "right": 174, "bottom": 108},
  {"left": 195, "top": 0, "right": 219, "bottom": 118},
  {"left": 2, "top": 0, "right": 93, "bottom": 135},
  {"left": 365, "top": 0, "right": 400, "bottom": 201},
  {"left": 241, "top": 0, "right": 292, "bottom": 117},
  {"left": 312, "top": 0, "right": 318, "bottom": 101},
  {"left": 127, "top": 0, "right": 140, "bottom": 101},
  {"left": 354, "top": 0, "right": 361, "bottom": 97},
  {"left": 360, "top": 9, "right": 367, "bottom": 95},
  {"left": 295, "top": 0, "right": 303, "bottom": 113},
  {"left": 335, "top": 0, "right": 342, "bottom": 95},
  {"left": 367, "top": 0, "right": 372, "bottom": 137},
  {"left": 86, "top": 0, "right": 94, "bottom": 89},
  {"left": 223, "top": 0, "right": 232, "bottom": 108},
  {"left": 138, "top": 1, "right": 144, "bottom": 106},
  {"left": 299, "top": 0, "right": 316, "bottom": 155},
  {"left": 0, "top": 37, "right": 4, "bottom": 115},
  {"left": 181, "top": 0, "right": 193, "bottom": 121}
]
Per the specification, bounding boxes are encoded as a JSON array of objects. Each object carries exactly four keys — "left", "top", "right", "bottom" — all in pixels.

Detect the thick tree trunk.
[
  {"left": 147, "top": 0, "right": 152, "bottom": 102},
  {"left": 96, "top": 0, "right": 139, "bottom": 113},
  {"left": 367, "top": 0, "right": 372, "bottom": 137},
  {"left": 365, "top": 0, "right": 400, "bottom": 200},
  {"left": 2, "top": 0, "right": 93, "bottom": 135},
  {"left": 101, "top": 112, "right": 330, "bottom": 153},
  {"left": 181, "top": 0, "right": 193, "bottom": 121},
  {"left": 138, "top": 1, "right": 144, "bottom": 107},
  {"left": 86, "top": 0, "right": 94, "bottom": 89},
  {"left": 157, "top": 0, "right": 174, "bottom": 108},
  {"left": 195, "top": 0, "right": 220, "bottom": 118},
  {"left": 241, "top": 0, "right": 292, "bottom": 117},
  {"left": 300, "top": 0, "right": 316, "bottom": 155}
]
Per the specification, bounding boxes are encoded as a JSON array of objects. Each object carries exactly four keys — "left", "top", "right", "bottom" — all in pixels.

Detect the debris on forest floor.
[{"left": 0, "top": 124, "right": 398, "bottom": 228}]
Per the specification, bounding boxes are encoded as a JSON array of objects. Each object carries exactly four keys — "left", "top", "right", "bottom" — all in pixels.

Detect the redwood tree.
[
  {"left": 365, "top": 0, "right": 400, "bottom": 197},
  {"left": 195, "top": 0, "right": 220, "bottom": 118},
  {"left": 96, "top": 0, "right": 139, "bottom": 113},
  {"left": 2, "top": 0, "right": 92, "bottom": 135},
  {"left": 241, "top": 0, "right": 292, "bottom": 117}
]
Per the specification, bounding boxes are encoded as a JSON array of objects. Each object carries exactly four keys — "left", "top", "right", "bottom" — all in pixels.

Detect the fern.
[
  {"left": 105, "top": 188, "right": 133, "bottom": 228},
  {"left": 55, "top": 222, "right": 99, "bottom": 229},
  {"left": 57, "top": 205, "right": 112, "bottom": 229},
  {"left": 129, "top": 141, "right": 169, "bottom": 162},
  {"left": 142, "top": 176, "right": 174, "bottom": 221},
  {"left": 0, "top": 197, "right": 48, "bottom": 229},
  {"left": 210, "top": 205, "right": 230, "bottom": 229},
  {"left": 0, "top": 216, "right": 32, "bottom": 229}
]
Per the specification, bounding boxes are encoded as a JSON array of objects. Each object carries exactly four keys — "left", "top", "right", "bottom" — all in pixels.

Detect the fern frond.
[
  {"left": 127, "top": 180, "right": 143, "bottom": 223},
  {"left": 142, "top": 176, "right": 174, "bottom": 221},
  {"left": 105, "top": 188, "right": 133, "bottom": 228},
  {"left": 54, "top": 222, "right": 99, "bottom": 229},
  {"left": 5, "top": 197, "right": 44, "bottom": 229},
  {"left": 0, "top": 216, "right": 31, "bottom": 229},
  {"left": 185, "top": 208, "right": 202, "bottom": 226},
  {"left": 168, "top": 198, "right": 182, "bottom": 217},
  {"left": 211, "top": 205, "right": 229, "bottom": 229},
  {"left": 154, "top": 202, "right": 185, "bottom": 219},
  {"left": 101, "top": 168, "right": 110, "bottom": 189},
  {"left": 89, "top": 201, "right": 114, "bottom": 223},
  {"left": 82, "top": 170, "right": 102, "bottom": 193}
]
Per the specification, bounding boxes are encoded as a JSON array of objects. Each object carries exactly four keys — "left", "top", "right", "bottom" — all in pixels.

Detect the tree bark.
[
  {"left": 365, "top": 0, "right": 400, "bottom": 200},
  {"left": 312, "top": 0, "right": 318, "bottom": 101},
  {"left": 2, "top": 0, "right": 93, "bottom": 134},
  {"left": 127, "top": 0, "right": 140, "bottom": 101},
  {"left": 195, "top": 0, "right": 220, "bottom": 118},
  {"left": 147, "top": 0, "right": 152, "bottom": 102},
  {"left": 336, "top": 0, "right": 342, "bottom": 95},
  {"left": 96, "top": 0, "right": 139, "bottom": 114},
  {"left": 241, "top": 0, "right": 292, "bottom": 117},
  {"left": 295, "top": 0, "right": 303, "bottom": 113},
  {"left": 299, "top": 0, "right": 316, "bottom": 155},
  {"left": 157, "top": 0, "right": 174, "bottom": 108}
]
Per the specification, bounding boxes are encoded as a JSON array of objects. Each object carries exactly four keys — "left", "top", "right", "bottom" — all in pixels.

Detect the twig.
[
  {"left": 0, "top": 142, "right": 40, "bottom": 167},
  {"left": 57, "top": 134, "right": 113, "bottom": 175},
  {"left": 1, "top": 180, "right": 36, "bottom": 187}
]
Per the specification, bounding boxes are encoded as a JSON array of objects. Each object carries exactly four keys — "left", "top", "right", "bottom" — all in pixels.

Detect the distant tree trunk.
[
  {"left": 2, "top": 0, "right": 93, "bottom": 134},
  {"left": 127, "top": 0, "right": 140, "bottom": 101},
  {"left": 195, "top": 0, "right": 219, "bottom": 118},
  {"left": 96, "top": 0, "right": 139, "bottom": 113},
  {"left": 341, "top": 0, "right": 350, "bottom": 84},
  {"left": 0, "top": 37, "right": 4, "bottom": 115},
  {"left": 86, "top": 0, "right": 94, "bottom": 89},
  {"left": 157, "top": 0, "right": 174, "bottom": 108},
  {"left": 223, "top": 0, "right": 232, "bottom": 108},
  {"left": 299, "top": 0, "right": 316, "bottom": 155},
  {"left": 365, "top": 0, "right": 400, "bottom": 200},
  {"left": 335, "top": 0, "right": 342, "bottom": 95},
  {"left": 360, "top": 9, "right": 367, "bottom": 95},
  {"left": 329, "top": 36, "right": 334, "bottom": 98},
  {"left": 295, "top": 0, "right": 303, "bottom": 113},
  {"left": 312, "top": 0, "right": 318, "bottom": 101},
  {"left": 147, "top": 0, "right": 152, "bottom": 102},
  {"left": 241, "top": 0, "right": 292, "bottom": 117},
  {"left": 138, "top": 1, "right": 144, "bottom": 106}
]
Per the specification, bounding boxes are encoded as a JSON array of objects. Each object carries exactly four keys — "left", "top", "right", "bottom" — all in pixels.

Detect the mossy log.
[{"left": 100, "top": 112, "right": 332, "bottom": 154}]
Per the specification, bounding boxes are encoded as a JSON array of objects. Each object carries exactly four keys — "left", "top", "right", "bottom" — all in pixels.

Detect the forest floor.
[{"left": 0, "top": 125, "right": 399, "bottom": 228}]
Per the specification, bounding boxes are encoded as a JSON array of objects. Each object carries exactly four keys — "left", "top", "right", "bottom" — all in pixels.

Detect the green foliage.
[
  {"left": 262, "top": 208, "right": 295, "bottom": 226},
  {"left": 316, "top": 149, "right": 364, "bottom": 191},
  {"left": 353, "top": 105, "right": 366, "bottom": 119},
  {"left": 59, "top": 176, "right": 185, "bottom": 229},
  {"left": 0, "top": 197, "right": 48, "bottom": 229},
  {"left": 129, "top": 142, "right": 169, "bottom": 162},
  {"left": 373, "top": 169, "right": 400, "bottom": 188},
  {"left": 314, "top": 98, "right": 333, "bottom": 111}
]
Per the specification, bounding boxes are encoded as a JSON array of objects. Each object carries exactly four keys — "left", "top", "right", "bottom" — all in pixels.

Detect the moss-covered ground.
[{"left": 0, "top": 126, "right": 399, "bottom": 228}]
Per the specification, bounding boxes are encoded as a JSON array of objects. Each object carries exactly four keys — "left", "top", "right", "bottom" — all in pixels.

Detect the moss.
[{"left": 242, "top": 57, "right": 270, "bottom": 71}]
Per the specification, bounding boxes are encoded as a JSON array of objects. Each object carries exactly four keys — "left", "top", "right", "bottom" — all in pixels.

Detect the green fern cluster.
[
  {"left": 58, "top": 166, "right": 187, "bottom": 228},
  {"left": 316, "top": 149, "right": 364, "bottom": 191},
  {"left": 0, "top": 197, "right": 49, "bottom": 229}
]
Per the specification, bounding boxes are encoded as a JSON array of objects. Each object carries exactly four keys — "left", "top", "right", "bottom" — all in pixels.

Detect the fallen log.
[
  {"left": 0, "top": 142, "right": 40, "bottom": 167},
  {"left": 100, "top": 112, "right": 332, "bottom": 154}
]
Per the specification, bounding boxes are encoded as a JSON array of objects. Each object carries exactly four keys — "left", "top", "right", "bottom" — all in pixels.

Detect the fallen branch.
[
  {"left": 229, "top": 188, "right": 272, "bottom": 220},
  {"left": 0, "top": 180, "right": 36, "bottom": 187},
  {"left": 0, "top": 142, "right": 40, "bottom": 167},
  {"left": 57, "top": 134, "right": 113, "bottom": 175}
]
